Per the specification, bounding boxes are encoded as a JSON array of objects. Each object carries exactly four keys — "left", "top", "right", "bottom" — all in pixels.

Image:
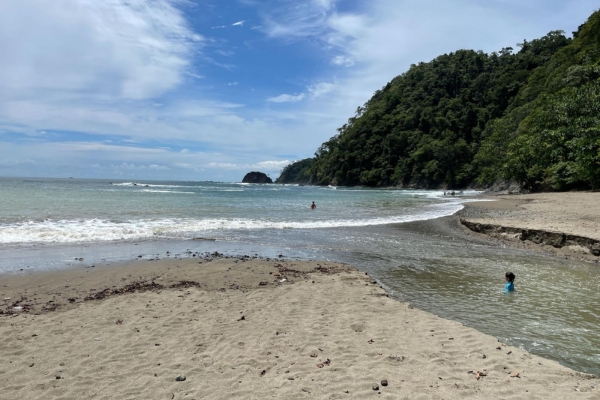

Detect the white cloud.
[
  {"left": 174, "top": 162, "right": 199, "bottom": 170},
  {"left": 212, "top": 20, "right": 245, "bottom": 29},
  {"left": 267, "top": 82, "right": 335, "bottom": 104},
  {"left": 216, "top": 50, "right": 236, "bottom": 57},
  {"left": 331, "top": 55, "right": 354, "bottom": 67},
  {"left": 114, "top": 162, "right": 170, "bottom": 171},
  {"left": 262, "top": 0, "right": 339, "bottom": 38},
  {"left": 307, "top": 82, "right": 335, "bottom": 98},
  {"left": 149, "top": 164, "right": 170, "bottom": 171},
  {"left": 252, "top": 160, "right": 291, "bottom": 170},
  {"left": 203, "top": 57, "right": 236, "bottom": 71},
  {"left": 0, "top": 0, "right": 201, "bottom": 101},
  {"left": 266, "top": 93, "right": 306, "bottom": 103},
  {"left": 208, "top": 162, "right": 238, "bottom": 169}
]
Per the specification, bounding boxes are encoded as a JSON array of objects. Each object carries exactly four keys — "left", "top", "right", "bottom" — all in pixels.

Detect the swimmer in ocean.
[
  {"left": 504, "top": 271, "right": 515, "bottom": 293},
  {"left": 310, "top": 201, "right": 316, "bottom": 210}
]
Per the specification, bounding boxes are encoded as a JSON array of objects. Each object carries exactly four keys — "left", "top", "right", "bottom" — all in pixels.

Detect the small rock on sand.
[
  {"left": 175, "top": 375, "right": 186, "bottom": 382},
  {"left": 372, "top": 383, "right": 379, "bottom": 390},
  {"left": 381, "top": 379, "right": 388, "bottom": 386}
]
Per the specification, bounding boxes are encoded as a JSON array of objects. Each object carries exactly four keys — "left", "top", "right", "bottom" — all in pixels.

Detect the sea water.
[
  {"left": 0, "top": 177, "right": 599, "bottom": 376},
  {"left": 0, "top": 178, "right": 470, "bottom": 244}
]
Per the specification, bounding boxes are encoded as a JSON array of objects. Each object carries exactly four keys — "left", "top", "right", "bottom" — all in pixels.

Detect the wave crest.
[{"left": 0, "top": 202, "right": 469, "bottom": 245}]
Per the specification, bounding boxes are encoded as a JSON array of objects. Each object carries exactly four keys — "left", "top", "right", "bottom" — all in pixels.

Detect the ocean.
[
  {"left": 0, "top": 178, "right": 470, "bottom": 246},
  {"left": 1, "top": 177, "right": 599, "bottom": 376}
]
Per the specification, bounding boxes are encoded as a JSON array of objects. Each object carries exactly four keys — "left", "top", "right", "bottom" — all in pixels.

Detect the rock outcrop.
[{"left": 242, "top": 171, "right": 273, "bottom": 184}]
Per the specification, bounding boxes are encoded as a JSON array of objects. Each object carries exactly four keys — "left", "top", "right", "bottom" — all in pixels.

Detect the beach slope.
[{"left": 0, "top": 257, "right": 596, "bottom": 399}]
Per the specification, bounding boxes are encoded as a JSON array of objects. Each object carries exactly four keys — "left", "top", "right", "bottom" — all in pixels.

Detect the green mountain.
[{"left": 276, "top": 10, "right": 600, "bottom": 191}]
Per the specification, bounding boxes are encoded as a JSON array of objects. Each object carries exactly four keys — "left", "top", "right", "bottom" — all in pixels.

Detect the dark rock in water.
[{"left": 242, "top": 171, "right": 272, "bottom": 184}]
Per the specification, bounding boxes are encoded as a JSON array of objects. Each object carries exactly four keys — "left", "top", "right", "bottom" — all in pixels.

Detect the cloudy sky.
[{"left": 0, "top": 0, "right": 597, "bottom": 181}]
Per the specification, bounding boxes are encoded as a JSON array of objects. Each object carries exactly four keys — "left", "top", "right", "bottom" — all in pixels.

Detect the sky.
[{"left": 0, "top": 0, "right": 598, "bottom": 182}]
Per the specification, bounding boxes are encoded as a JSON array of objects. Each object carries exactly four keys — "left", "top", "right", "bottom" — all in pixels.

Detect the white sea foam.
[
  {"left": 140, "top": 189, "right": 195, "bottom": 194},
  {"left": 110, "top": 182, "right": 187, "bottom": 188},
  {"left": 0, "top": 201, "right": 470, "bottom": 245}
]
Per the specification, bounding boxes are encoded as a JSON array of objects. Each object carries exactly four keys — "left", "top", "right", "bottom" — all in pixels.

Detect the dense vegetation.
[
  {"left": 277, "top": 10, "right": 600, "bottom": 190},
  {"left": 275, "top": 158, "right": 314, "bottom": 184}
]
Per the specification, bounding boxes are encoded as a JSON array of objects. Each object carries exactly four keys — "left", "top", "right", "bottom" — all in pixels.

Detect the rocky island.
[{"left": 242, "top": 171, "right": 273, "bottom": 184}]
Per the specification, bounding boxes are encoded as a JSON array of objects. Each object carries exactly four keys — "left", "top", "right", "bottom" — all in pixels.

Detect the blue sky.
[{"left": 0, "top": 0, "right": 598, "bottom": 181}]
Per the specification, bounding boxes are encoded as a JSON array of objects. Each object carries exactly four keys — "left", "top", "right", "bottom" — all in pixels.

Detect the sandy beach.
[
  {"left": 461, "top": 192, "right": 600, "bottom": 240},
  {"left": 459, "top": 192, "right": 600, "bottom": 263},
  {"left": 1, "top": 254, "right": 596, "bottom": 399}
]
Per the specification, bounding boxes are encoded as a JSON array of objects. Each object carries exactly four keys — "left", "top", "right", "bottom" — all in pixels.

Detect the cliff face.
[{"left": 242, "top": 171, "right": 273, "bottom": 184}]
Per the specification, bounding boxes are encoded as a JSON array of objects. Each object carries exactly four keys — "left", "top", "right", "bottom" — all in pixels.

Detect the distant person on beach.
[
  {"left": 310, "top": 201, "right": 316, "bottom": 210},
  {"left": 451, "top": 190, "right": 455, "bottom": 196},
  {"left": 504, "top": 272, "right": 515, "bottom": 293}
]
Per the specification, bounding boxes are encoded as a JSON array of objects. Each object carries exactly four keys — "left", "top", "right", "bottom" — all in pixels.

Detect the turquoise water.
[{"left": 1, "top": 177, "right": 599, "bottom": 376}]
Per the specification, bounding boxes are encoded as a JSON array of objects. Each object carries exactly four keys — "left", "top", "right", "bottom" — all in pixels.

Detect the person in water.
[
  {"left": 310, "top": 201, "right": 316, "bottom": 210},
  {"left": 504, "top": 272, "right": 515, "bottom": 292}
]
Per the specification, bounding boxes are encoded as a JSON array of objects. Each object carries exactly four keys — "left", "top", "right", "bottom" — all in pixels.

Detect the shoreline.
[
  {"left": 1, "top": 255, "right": 597, "bottom": 399},
  {"left": 458, "top": 192, "right": 600, "bottom": 264}
]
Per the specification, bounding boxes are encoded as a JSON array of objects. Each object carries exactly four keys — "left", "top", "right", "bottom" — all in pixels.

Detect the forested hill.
[{"left": 276, "top": 10, "right": 600, "bottom": 191}]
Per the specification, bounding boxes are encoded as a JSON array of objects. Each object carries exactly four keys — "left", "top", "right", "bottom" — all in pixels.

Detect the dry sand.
[
  {"left": 459, "top": 192, "right": 600, "bottom": 263},
  {"left": 0, "top": 255, "right": 596, "bottom": 399},
  {"left": 462, "top": 192, "right": 600, "bottom": 241}
]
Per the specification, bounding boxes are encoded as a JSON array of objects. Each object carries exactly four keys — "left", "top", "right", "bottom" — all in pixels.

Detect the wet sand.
[{"left": 1, "top": 254, "right": 596, "bottom": 399}]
